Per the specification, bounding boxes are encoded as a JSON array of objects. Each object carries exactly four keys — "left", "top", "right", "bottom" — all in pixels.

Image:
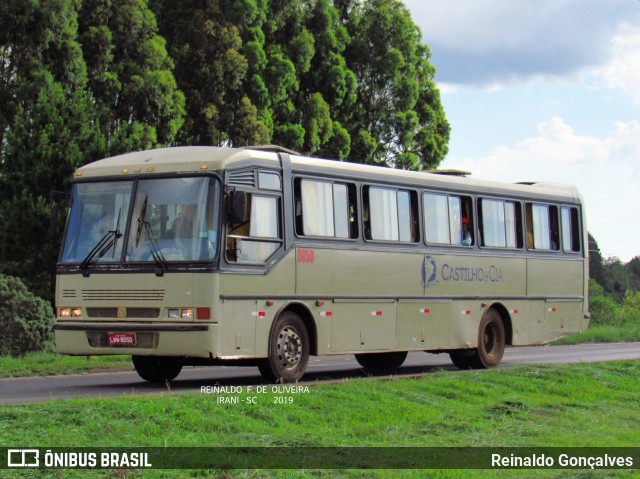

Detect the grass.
[
  {"left": 552, "top": 324, "right": 640, "bottom": 345},
  {"left": 0, "top": 362, "right": 638, "bottom": 478},
  {"left": 0, "top": 353, "right": 132, "bottom": 379}
]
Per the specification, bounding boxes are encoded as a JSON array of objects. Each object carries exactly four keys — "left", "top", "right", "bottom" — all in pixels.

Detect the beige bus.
[{"left": 54, "top": 146, "right": 589, "bottom": 383}]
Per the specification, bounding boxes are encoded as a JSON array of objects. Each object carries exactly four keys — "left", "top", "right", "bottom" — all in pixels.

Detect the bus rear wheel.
[
  {"left": 449, "top": 309, "right": 506, "bottom": 370},
  {"left": 258, "top": 311, "right": 310, "bottom": 383},
  {"left": 132, "top": 356, "right": 183, "bottom": 383},
  {"left": 471, "top": 308, "right": 506, "bottom": 369},
  {"left": 355, "top": 351, "right": 408, "bottom": 370}
]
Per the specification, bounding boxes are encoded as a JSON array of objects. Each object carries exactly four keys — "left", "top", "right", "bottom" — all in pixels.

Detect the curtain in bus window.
[
  {"left": 333, "top": 184, "right": 349, "bottom": 238},
  {"left": 238, "top": 195, "right": 279, "bottom": 262},
  {"left": 424, "top": 193, "right": 450, "bottom": 244},
  {"left": 505, "top": 202, "right": 517, "bottom": 248},
  {"left": 370, "top": 187, "right": 398, "bottom": 241},
  {"left": 397, "top": 191, "right": 412, "bottom": 242},
  {"left": 448, "top": 196, "right": 462, "bottom": 245},
  {"left": 302, "top": 180, "right": 334, "bottom": 236},
  {"left": 482, "top": 199, "right": 506, "bottom": 247},
  {"left": 561, "top": 207, "right": 581, "bottom": 252},
  {"left": 532, "top": 204, "right": 551, "bottom": 250},
  {"left": 250, "top": 196, "right": 278, "bottom": 238}
]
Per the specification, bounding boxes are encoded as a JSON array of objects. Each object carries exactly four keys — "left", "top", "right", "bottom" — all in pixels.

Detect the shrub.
[
  {"left": 622, "top": 290, "right": 640, "bottom": 323},
  {"left": 589, "top": 295, "right": 627, "bottom": 327},
  {"left": 0, "top": 274, "right": 55, "bottom": 357}
]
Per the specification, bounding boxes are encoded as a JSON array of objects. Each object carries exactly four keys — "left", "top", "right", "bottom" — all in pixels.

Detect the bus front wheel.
[
  {"left": 258, "top": 311, "right": 310, "bottom": 383},
  {"left": 132, "top": 356, "right": 183, "bottom": 383}
]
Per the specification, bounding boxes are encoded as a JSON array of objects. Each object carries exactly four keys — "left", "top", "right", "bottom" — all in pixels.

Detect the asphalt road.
[{"left": 1, "top": 342, "right": 639, "bottom": 405}]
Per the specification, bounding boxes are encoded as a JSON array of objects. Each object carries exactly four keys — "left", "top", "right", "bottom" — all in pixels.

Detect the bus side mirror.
[{"left": 229, "top": 190, "right": 249, "bottom": 224}]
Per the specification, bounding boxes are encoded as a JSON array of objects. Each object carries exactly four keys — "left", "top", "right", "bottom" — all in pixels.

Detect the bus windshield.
[{"left": 61, "top": 176, "right": 219, "bottom": 264}]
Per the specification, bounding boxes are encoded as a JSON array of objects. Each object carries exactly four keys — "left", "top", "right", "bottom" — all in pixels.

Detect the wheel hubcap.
[{"left": 277, "top": 326, "right": 302, "bottom": 368}]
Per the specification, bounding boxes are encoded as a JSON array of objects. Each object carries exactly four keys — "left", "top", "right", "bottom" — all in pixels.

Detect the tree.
[
  {"left": 588, "top": 233, "right": 605, "bottom": 286},
  {"left": 150, "top": 0, "right": 268, "bottom": 146},
  {"left": 345, "top": 0, "right": 449, "bottom": 169},
  {"left": 78, "top": 0, "right": 185, "bottom": 154},
  {"left": 0, "top": 71, "right": 105, "bottom": 299},
  {"left": 0, "top": 0, "right": 88, "bottom": 160},
  {"left": 0, "top": 0, "right": 105, "bottom": 299}
]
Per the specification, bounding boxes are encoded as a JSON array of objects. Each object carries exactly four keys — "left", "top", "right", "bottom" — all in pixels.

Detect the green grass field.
[{"left": 0, "top": 361, "right": 638, "bottom": 478}]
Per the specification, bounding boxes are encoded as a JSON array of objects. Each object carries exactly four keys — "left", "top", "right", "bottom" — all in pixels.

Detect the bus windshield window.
[
  {"left": 61, "top": 181, "right": 133, "bottom": 263},
  {"left": 126, "top": 177, "right": 218, "bottom": 262}
]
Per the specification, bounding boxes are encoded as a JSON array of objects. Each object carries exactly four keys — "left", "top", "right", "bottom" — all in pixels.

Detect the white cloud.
[
  {"left": 442, "top": 117, "right": 640, "bottom": 260},
  {"left": 406, "top": 0, "right": 640, "bottom": 87},
  {"left": 600, "top": 23, "right": 640, "bottom": 103}
]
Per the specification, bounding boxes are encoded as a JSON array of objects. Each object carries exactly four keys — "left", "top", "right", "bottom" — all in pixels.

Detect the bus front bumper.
[{"left": 53, "top": 322, "right": 217, "bottom": 358}]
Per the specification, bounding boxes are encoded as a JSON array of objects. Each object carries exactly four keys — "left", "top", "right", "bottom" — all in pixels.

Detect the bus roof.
[{"left": 75, "top": 146, "right": 582, "bottom": 204}]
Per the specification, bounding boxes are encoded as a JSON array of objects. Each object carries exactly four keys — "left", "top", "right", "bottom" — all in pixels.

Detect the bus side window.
[
  {"left": 295, "top": 178, "right": 357, "bottom": 239},
  {"left": 423, "top": 192, "right": 473, "bottom": 246},
  {"left": 526, "top": 203, "right": 559, "bottom": 251},
  {"left": 365, "top": 186, "right": 417, "bottom": 243},
  {"left": 477, "top": 198, "right": 522, "bottom": 249},
  {"left": 562, "top": 206, "right": 581, "bottom": 253},
  {"left": 226, "top": 194, "right": 280, "bottom": 263}
]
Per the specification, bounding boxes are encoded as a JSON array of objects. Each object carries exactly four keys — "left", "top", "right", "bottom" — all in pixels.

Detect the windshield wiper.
[
  {"left": 80, "top": 208, "right": 123, "bottom": 275},
  {"left": 143, "top": 221, "right": 167, "bottom": 276},
  {"left": 134, "top": 196, "right": 167, "bottom": 275}
]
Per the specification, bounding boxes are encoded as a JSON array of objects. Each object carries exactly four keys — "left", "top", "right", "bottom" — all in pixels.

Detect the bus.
[{"left": 54, "top": 146, "right": 589, "bottom": 383}]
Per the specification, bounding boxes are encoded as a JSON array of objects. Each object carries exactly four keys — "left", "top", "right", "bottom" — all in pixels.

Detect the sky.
[{"left": 403, "top": 0, "right": 640, "bottom": 262}]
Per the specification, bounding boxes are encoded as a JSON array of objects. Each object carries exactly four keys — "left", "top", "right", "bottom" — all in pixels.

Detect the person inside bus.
[{"left": 461, "top": 217, "right": 473, "bottom": 246}]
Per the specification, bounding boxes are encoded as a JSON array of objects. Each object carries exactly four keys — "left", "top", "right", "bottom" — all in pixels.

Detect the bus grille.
[
  {"left": 81, "top": 290, "right": 165, "bottom": 301},
  {"left": 86, "top": 308, "right": 160, "bottom": 319}
]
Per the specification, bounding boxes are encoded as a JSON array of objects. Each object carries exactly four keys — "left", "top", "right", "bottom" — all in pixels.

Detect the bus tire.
[
  {"left": 355, "top": 351, "right": 408, "bottom": 370},
  {"left": 258, "top": 311, "right": 309, "bottom": 383},
  {"left": 469, "top": 308, "right": 506, "bottom": 369},
  {"left": 449, "top": 352, "right": 473, "bottom": 370},
  {"left": 132, "top": 355, "right": 183, "bottom": 383}
]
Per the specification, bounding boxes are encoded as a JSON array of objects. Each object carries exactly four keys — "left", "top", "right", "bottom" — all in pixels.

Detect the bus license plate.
[{"left": 108, "top": 333, "right": 136, "bottom": 346}]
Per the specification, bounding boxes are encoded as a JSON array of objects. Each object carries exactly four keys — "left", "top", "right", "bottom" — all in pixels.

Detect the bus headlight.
[
  {"left": 168, "top": 308, "right": 193, "bottom": 319},
  {"left": 59, "top": 308, "right": 82, "bottom": 318}
]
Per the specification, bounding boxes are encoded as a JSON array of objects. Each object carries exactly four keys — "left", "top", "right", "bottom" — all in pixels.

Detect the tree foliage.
[
  {"left": 588, "top": 234, "right": 640, "bottom": 303},
  {"left": 150, "top": 0, "right": 449, "bottom": 167},
  {"left": 1, "top": 0, "right": 452, "bottom": 298},
  {"left": 0, "top": 0, "right": 184, "bottom": 299}
]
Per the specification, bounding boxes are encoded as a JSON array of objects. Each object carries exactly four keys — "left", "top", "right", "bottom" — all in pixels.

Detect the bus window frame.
[
  {"left": 525, "top": 202, "right": 561, "bottom": 253},
  {"left": 422, "top": 190, "right": 474, "bottom": 249},
  {"left": 293, "top": 176, "right": 359, "bottom": 242},
  {"left": 561, "top": 205, "right": 582, "bottom": 254},
  {"left": 59, "top": 173, "right": 222, "bottom": 270},
  {"left": 476, "top": 196, "right": 523, "bottom": 251},
  {"left": 362, "top": 184, "right": 419, "bottom": 245},
  {"left": 224, "top": 167, "right": 285, "bottom": 267}
]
